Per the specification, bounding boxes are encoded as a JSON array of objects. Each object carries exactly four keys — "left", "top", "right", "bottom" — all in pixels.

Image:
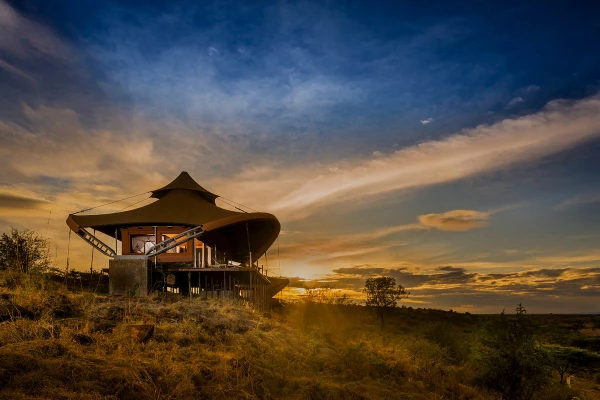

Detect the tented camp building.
[{"left": 66, "top": 172, "right": 288, "bottom": 304}]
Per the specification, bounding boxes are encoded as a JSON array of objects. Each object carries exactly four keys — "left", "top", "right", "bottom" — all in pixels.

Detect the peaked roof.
[
  {"left": 66, "top": 172, "right": 280, "bottom": 262},
  {"left": 151, "top": 171, "right": 218, "bottom": 203}
]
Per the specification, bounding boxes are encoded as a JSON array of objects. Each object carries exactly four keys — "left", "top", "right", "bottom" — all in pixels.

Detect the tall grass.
[{"left": 0, "top": 271, "right": 595, "bottom": 399}]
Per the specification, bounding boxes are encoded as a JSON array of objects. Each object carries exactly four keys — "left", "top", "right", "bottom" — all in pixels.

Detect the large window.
[
  {"left": 130, "top": 234, "right": 156, "bottom": 254},
  {"left": 161, "top": 234, "right": 189, "bottom": 254}
]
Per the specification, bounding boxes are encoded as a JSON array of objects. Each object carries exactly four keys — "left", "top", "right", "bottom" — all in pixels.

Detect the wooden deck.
[{"left": 163, "top": 266, "right": 271, "bottom": 284}]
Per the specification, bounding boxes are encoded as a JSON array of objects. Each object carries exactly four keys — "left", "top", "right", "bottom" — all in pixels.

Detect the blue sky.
[{"left": 1, "top": 0, "right": 600, "bottom": 312}]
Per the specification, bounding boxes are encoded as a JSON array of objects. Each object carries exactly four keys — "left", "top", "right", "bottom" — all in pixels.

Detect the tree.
[
  {"left": 0, "top": 228, "right": 50, "bottom": 274},
  {"left": 475, "top": 304, "right": 551, "bottom": 400},
  {"left": 545, "top": 345, "right": 600, "bottom": 385},
  {"left": 363, "top": 276, "right": 408, "bottom": 331}
]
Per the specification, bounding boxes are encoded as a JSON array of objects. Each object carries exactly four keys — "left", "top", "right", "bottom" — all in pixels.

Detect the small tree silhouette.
[{"left": 363, "top": 276, "right": 408, "bottom": 331}]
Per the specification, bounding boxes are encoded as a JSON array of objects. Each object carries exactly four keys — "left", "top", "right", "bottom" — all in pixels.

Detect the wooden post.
[
  {"left": 249, "top": 271, "right": 253, "bottom": 303},
  {"left": 201, "top": 242, "right": 205, "bottom": 268},
  {"left": 153, "top": 226, "right": 158, "bottom": 291},
  {"left": 193, "top": 238, "right": 197, "bottom": 268},
  {"left": 187, "top": 271, "right": 192, "bottom": 299}
]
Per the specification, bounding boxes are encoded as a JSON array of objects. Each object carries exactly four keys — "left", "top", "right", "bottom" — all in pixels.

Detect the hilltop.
[{"left": 0, "top": 271, "right": 599, "bottom": 399}]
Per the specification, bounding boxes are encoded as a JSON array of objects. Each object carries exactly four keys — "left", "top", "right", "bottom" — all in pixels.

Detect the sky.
[{"left": 1, "top": 0, "right": 600, "bottom": 313}]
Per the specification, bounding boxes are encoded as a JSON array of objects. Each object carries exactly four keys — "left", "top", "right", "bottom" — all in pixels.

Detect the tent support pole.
[
  {"left": 193, "top": 238, "right": 197, "bottom": 268},
  {"left": 246, "top": 222, "right": 252, "bottom": 268}
]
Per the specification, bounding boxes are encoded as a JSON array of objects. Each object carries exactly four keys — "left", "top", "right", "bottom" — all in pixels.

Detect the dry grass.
[{"left": 1, "top": 272, "right": 594, "bottom": 399}]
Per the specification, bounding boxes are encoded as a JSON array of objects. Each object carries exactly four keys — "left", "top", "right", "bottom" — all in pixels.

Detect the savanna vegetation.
[{"left": 1, "top": 228, "right": 599, "bottom": 399}]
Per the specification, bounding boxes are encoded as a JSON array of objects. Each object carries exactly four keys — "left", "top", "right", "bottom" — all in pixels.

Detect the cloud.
[
  {"left": 320, "top": 264, "right": 600, "bottom": 312},
  {"left": 525, "top": 85, "right": 541, "bottom": 92},
  {"left": 2, "top": 94, "right": 600, "bottom": 282},
  {"left": 280, "top": 208, "right": 493, "bottom": 268},
  {"left": 420, "top": 117, "right": 433, "bottom": 124},
  {"left": 0, "top": 58, "right": 37, "bottom": 83},
  {"left": 330, "top": 264, "right": 600, "bottom": 294},
  {"left": 276, "top": 222, "right": 425, "bottom": 263},
  {"left": 418, "top": 209, "right": 489, "bottom": 232},
  {"left": 0, "top": 105, "right": 159, "bottom": 187},
  {"left": 554, "top": 193, "right": 600, "bottom": 210},
  {"left": 508, "top": 96, "right": 524, "bottom": 106},
  {"left": 0, "top": 0, "right": 70, "bottom": 59},
  {"left": 228, "top": 95, "right": 600, "bottom": 219},
  {"left": 0, "top": 193, "right": 46, "bottom": 211}
]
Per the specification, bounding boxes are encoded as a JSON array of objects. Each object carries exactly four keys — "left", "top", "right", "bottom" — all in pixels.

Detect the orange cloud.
[{"left": 418, "top": 209, "right": 489, "bottom": 232}]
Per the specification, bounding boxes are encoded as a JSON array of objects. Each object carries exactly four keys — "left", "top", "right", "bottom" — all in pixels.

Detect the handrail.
[
  {"left": 145, "top": 226, "right": 204, "bottom": 258},
  {"left": 75, "top": 228, "right": 117, "bottom": 258}
]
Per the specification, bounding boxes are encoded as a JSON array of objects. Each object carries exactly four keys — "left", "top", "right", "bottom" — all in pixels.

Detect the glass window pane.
[{"left": 131, "top": 234, "right": 156, "bottom": 254}]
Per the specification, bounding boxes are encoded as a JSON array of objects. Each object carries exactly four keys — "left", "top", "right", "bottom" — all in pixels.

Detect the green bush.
[
  {"left": 474, "top": 305, "right": 551, "bottom": 400},
  {"left": 0, "top": 228, "right": 50, "bottom": 274},
  {"left": 428, "top": 322, "right": 472, "bottom": 364}
]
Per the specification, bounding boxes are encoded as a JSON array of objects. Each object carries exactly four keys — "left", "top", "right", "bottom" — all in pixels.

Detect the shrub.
[
  {"left": 406, "top": 336, "right": 449, "bottom": 374},
  {"left": 474, "top": 305, "right": 551, "bottom": 400},
  {"left": 0, "top": 228, "right": 50, "bottom": 274},
  {"left": 428, "top": 322, "right": 471, "bottom": 364}
]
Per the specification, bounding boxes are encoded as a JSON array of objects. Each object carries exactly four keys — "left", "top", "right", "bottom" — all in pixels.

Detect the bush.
[
  {"left": 474, "top": 305, "right": 551, "bottom": 400},
  {"left": 406, "top": 337, "right": 449, "bottom": 374},
  {"left": 428, "top": 322, "right": 471, "bottom": 364},
  {"left": 0, "top": 228, "right": 50, "bottom": 274},
  {"left": 534, "top": 383, "right": 581, "bottom": 400}
]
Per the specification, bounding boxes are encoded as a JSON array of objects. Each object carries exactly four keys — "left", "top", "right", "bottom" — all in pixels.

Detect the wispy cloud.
[
  {"left": 0, "top": 0, "right": 70, "bottom": 59},
  {"left": 0, "top": 58, "right": 37, "bottom": 83},
  {"left": 420, "top": 117, "right": 433, "bottom": 124},
  {"left": 507, "top": 96, "right": 524, "bottom": 106},
  {"left": 219, "top": 95, "right": 600, "bottom": 219},
  {"left": 555, "top": 193, "right": 600, "bottom": 210},
  {"left": 0, "top": 192, "right": 47, "bottom": 215}
]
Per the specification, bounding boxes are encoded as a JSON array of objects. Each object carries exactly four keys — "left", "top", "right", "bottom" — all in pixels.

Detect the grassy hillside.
[{"left": 0, "top": 271, "right": 599, "bottom": 399}]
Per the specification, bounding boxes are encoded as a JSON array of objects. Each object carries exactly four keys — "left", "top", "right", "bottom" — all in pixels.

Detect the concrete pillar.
[{"left": 109, "top": 256, "right": 148, "bottom": 297}]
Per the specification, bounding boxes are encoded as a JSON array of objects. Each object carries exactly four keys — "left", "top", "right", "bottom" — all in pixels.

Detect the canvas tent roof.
[
  {"left": 66, "top": 172, "right": 280, "bottom": 262},
  {"left": 150, "top": 171, "right": 219, "bottom": 203}
]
